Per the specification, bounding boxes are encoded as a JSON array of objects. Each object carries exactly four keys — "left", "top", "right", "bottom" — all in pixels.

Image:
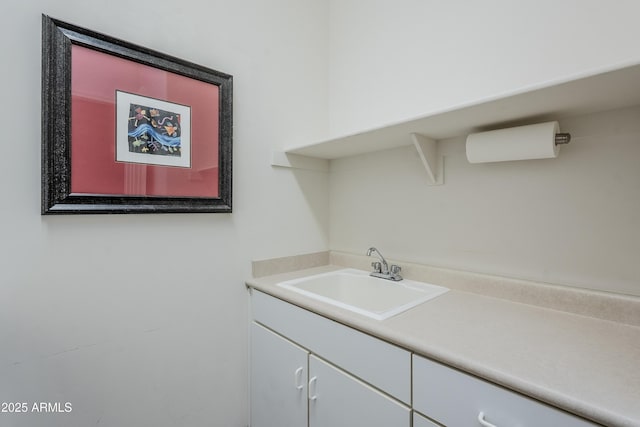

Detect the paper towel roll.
[{"left": 466, "top": 121, "right": 561, "bottom": 163}]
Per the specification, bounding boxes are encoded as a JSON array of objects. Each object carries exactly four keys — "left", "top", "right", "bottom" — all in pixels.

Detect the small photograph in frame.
[{"left": 116, "top": 91, "right": 192, "bottom": 168}]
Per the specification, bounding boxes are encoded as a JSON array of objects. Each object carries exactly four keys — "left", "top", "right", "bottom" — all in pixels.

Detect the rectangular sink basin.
[{"left": 277, "top": 268, "right": 448, "bottom": 320}]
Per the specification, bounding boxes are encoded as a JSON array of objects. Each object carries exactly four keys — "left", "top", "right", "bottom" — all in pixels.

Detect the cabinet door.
[
  {"left": 413, "top": 412, "right": 440, "bottom": 427},
  {"left": 308, "top": 355, "right": 410, "bottom": 427},
  {"left": 250, "top": 322, "right": 308, "bottom": 427}
]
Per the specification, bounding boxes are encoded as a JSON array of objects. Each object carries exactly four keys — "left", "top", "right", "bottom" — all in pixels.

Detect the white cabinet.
[
  {"left": 250, "top": 322, "right": 308, "bottom": 427},
  {"left": 250, "top": 289, "right": 597, "bottom": 427},
  {"left": 308, "top": 355, "right": 409, "bottom": 427},
  {"left": 412, "top": 354, "right": 597, "bottom": 427},
  {"left": 251, "top": 289, "right": 411, "bottom": 403},
  {"left": 250, "top": 290, "right": 411, "bottom": 427}
]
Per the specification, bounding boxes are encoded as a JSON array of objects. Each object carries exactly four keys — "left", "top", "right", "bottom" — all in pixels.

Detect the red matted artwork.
[{"left": 42, "top": 15, "right": 232, "bottom": 214}]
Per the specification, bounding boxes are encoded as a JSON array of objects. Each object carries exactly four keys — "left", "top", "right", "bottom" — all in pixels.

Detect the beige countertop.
[{"left": 247, "top": 264, "right": 640, "bottom": 427}]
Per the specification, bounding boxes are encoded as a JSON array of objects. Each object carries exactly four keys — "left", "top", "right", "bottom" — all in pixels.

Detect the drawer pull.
[
  {"left": 308, "top": 376, "right": 318, "bottom": 401},
  {"left": 478, "top": 412, "right": 498, "bottom": 427},
  {"left": 294, "top": 367, "right": 304, "bottom": 390}
]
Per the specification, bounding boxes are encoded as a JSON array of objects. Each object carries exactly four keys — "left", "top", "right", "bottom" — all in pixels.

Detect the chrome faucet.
[{"left": 366, "top": 247, "right": 402, "bottom": 281}]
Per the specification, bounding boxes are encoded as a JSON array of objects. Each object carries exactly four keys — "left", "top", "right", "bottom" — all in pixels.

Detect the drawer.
[
  {"left": 251, "top": 289, "right": 411, "bottom": 404},
  {"left": 413, "top": 354, "right": 597, "bottom": 427}
]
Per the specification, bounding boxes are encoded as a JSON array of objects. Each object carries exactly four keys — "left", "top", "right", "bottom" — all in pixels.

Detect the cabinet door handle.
[
  {"left": 294, "top": 367, "right": 304, "bottom": 390},
  {"left": 477, "top": 412, "right": 498, "bottom": 427},
  {"left": 308, "top": 376, "right": 318, "bottom": 401}
]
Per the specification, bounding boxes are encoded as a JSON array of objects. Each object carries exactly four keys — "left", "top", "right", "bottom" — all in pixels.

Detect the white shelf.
[{"left": 284, "top": 61, "right": 640, "bottom": 160}]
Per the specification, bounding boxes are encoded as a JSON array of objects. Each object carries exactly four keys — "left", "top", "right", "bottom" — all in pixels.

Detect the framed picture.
[{"left": 41, "top": 15, "right": 232, "bottom": 214}]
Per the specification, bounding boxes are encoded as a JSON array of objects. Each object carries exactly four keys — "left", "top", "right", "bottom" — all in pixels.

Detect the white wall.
[
  {"left": 0, "top": 1, "right": 329, "bottom": 426},
  {"left": 330, "top": 106, "right": 640, "bottom": 296},
  {"left": 326, "top": 0, "right": 640, "bottom": 297},
  {"left": 328, "top": 0, "right": 640, "bottom": 136}
]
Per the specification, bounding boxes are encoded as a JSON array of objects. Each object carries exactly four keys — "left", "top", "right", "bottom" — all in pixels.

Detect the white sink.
[{"left": 277, "top": 268, "right": 448, "bottom": 320}]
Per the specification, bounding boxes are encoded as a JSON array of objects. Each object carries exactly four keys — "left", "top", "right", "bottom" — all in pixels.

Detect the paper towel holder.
[{"left": 466, "top": 121, "right": 571, "bottom": 164}]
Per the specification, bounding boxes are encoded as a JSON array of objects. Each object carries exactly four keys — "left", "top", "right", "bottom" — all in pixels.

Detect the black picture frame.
[{"left": 41, "top": 15, "right": 233, "bottom": 214}]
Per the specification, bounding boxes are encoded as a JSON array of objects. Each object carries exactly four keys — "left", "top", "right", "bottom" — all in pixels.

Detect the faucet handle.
[
  {"left": 390, "top": 264, "right": 402, "bottom": 275},
  {"left": 371, "top": 261, "right": 382, "bottom": 273}
]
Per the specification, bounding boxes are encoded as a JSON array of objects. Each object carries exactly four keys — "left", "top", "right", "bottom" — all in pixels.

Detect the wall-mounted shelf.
[{"left": 281, "top": 61, "right": 640, "bottom": 162}]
